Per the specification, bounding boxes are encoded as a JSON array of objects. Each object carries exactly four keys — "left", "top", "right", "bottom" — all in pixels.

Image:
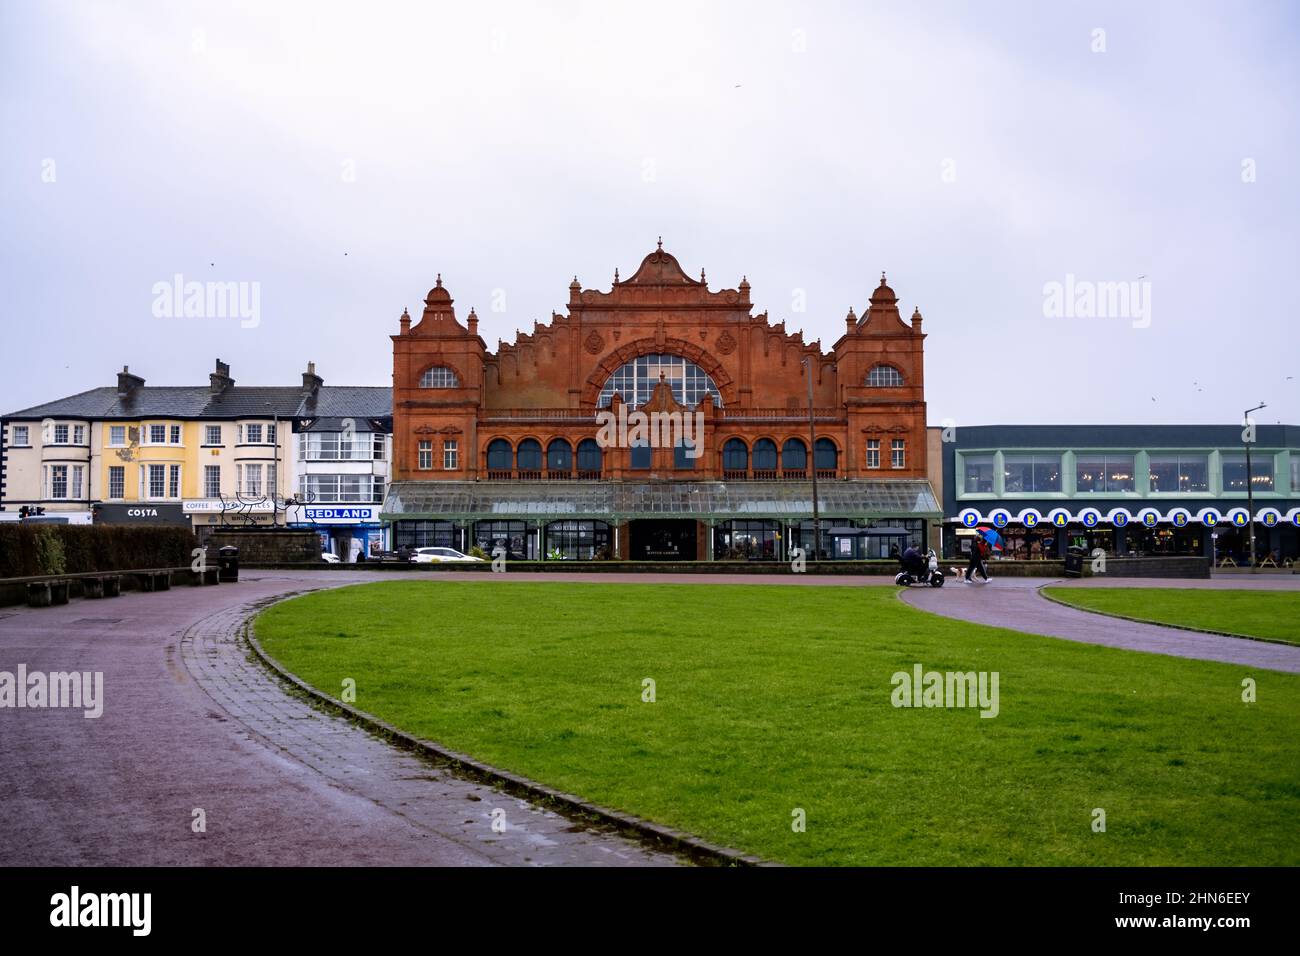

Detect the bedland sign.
[
  {"left": 955, "top": 507, "right": 1298, "bottom": 528},
  {"left": 95, "top": 503, "right": 190, "bottom": 527},
  {"left": 290, "top": 505, "right": 380, "bottom": 524}
]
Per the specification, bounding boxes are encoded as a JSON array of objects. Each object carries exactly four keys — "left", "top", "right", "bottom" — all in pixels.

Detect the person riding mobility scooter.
[{"left": 895, "top": 544, "right": 945, "bottom": 587}]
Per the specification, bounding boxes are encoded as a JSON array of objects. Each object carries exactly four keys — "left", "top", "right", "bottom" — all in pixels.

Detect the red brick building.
[{"left": 383, "top": 242, "right": 940, "bottom": 560}]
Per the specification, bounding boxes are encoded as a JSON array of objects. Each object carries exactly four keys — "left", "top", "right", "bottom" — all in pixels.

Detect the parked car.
[
  {"left": 321, "top": 552, "right": 341, "bottom": 564},
  {"left": 372, "top": 548, "right": 415, "bottom": 563},
  {"left": 411, "top": 547, "right": 484, "bottom": 564}
]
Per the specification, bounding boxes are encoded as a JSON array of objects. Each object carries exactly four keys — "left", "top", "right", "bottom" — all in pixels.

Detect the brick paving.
[
  {"left": 899, "top": 576, "right": 1300, "bottom": 672},
  {"left": 0, "top": 570, "right": 679, "bottom": 866}
]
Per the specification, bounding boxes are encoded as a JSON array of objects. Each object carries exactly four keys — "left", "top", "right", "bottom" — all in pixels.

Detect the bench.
[
  {"left": 136, "top": 570, "right": 172, "bottom": 592},
  {"left": 187, "top": 566, "right": 221, "bottom": 586},
  {"left": 82, "top": 574, "right": 123, "bottom": 599}
]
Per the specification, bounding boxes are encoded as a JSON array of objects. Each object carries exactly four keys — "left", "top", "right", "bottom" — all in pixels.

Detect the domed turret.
[{"left": 425, "top": 274, "right": 452, "bottom": 305}]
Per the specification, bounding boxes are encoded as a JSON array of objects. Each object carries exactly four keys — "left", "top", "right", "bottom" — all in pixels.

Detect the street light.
[
  {"left": 1243, "top": 402, "right": 1266, "bottom": 572},
  {"left": 802, "top": 356, "right": 821, "bottom": 560}
]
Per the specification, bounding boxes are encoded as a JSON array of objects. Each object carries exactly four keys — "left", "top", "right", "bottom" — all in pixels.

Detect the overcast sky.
[{"left": 3, "top": 0, "right": 1297, "bottom": 425}]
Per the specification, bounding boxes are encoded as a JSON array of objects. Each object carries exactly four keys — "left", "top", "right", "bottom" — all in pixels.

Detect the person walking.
[{"left": 964, "top": 535, "right": 990, "bottom": 584}]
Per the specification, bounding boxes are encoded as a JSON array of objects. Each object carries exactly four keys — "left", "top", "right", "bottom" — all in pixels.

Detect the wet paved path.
[
  {"left": 899, "top": 575, "right": 1300, "bottom": 673},
  {"left": 0, "top": 570, "right": 679, "bottom": 866}
]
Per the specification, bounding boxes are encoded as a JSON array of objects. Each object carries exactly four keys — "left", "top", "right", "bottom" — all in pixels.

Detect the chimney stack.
[
  {"left": 116, "top": 365, "right": 145, "bottom": 398},
  {"left": 209, "top": 358, "right": 234, "bottom": 395},
  {"left": 302, "top": 360, "right": 324, "bottom": 393}
]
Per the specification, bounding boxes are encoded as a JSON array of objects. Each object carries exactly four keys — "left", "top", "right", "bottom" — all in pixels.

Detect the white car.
[
  {"left": 411, "top": 547, "right": 484, "bottom": 564},
  {"left": 321, "top": 552, "right": 341, "bottom": 564}
]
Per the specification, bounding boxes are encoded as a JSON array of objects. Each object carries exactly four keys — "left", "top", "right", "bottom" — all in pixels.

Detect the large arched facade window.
[
  {"left": 420, "top": 365, "right": 461, "bottom": 388},
  {"left": 722, "top": 438, "right": 748, "bottom": 474},
  {"left": 865, "top": 364, "right": 904, "bottom": 387},
  {"left": 814, "top": 438, "right": 838, "bottom": 473},
  {"left": 752, "top": 439, "right": 778, "bottom": 474},
  {"left": 486, "top": 439, "right": 513, "bottom": 472},
  {"left": 576, "top": 438, "right": 603, "bottom": 476},
  {"left": 597, "top": 353, "right": 723, "bottom": 409},
  {"left": 546, "top": 439, "right": 572, "bottom": 474},
  {"left": 781, "top": 438, "right": 807, "bottom": 474},
  {"left": 516, "top": 439, "right": 543, "bottom": 472}
]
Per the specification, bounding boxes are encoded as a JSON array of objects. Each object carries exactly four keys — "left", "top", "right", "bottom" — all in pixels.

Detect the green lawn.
[
  {"left": 1044, "top": 587, "right": 1300, "bottom": 646},
  {"left": 255, "top": 580, "right": 1300, "bottom": 866}
]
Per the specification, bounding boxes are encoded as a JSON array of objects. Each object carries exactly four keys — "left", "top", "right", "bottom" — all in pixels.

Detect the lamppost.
[
  {"left": 1243, "top": 402, "right": 1266, "bottom": 571},
  {"left": 802, "top": 356, "right": 821, "bottom": 560}
]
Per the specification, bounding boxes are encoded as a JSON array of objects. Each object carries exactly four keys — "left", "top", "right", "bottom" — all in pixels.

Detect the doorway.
[{"left": 629, "top": 519, "right": 697, "bottom": 560}]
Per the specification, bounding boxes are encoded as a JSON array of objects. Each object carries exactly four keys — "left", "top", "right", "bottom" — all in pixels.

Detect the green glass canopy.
[{"left": 381, "top": 479, "right": 941, "bottom": 523}]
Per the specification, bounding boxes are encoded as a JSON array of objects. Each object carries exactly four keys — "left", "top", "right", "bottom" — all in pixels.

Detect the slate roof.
[{"left": 4, "top": 385, "right": 391, "bottom": 422}]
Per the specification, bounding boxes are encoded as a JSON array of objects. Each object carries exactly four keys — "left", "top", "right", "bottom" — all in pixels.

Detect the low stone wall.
[
  {"left": 205, "top": 531, "right": 320, "bottom": 565},
  {"left": 1093, "top": 556, "right": 1211, "bottom": 579}
]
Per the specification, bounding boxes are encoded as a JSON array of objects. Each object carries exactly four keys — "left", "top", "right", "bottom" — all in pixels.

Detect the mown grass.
[
  {"left": 1044, "top": 587, "right": 1300, "bottom": 646},
  {"left": 255, "top": 580, "right": 1300, "bottom": 866}
]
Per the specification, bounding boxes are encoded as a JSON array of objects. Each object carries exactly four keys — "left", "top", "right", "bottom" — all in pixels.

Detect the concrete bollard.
[
  {"left": 103, "top": 575, "right": 121, "bottom": 597},
  {"left": 83, "top": 577, "right": 105, "bottom": 599},
  {"left": 26, "top": 582, "right": 52, "bottom": 608}
]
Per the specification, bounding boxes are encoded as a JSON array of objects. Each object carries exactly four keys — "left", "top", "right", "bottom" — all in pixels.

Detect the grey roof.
[
  {"left": 381, "top": 479, "right": 942, "bottom": 522},
  {"left": 4, "top": 385, "right": 391, "bottom": 421}
]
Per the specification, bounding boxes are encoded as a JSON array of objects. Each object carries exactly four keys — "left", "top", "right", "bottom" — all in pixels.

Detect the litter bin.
[
  {"left": 1064, "top": 545, "right": 1086, "bottom": 578},
  {"left": 218, "top": 545, "right": 239, "bottom": 583}
]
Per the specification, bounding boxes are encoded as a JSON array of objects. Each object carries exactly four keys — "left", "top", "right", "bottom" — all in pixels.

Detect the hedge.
[{"left": 0, "top": 524, "right": 198, "bottom": 578}]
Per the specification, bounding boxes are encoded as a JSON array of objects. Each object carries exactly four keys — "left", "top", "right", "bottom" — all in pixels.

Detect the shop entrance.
[{"left": 629, "top": 519, "right": 697, "bottom": 560}]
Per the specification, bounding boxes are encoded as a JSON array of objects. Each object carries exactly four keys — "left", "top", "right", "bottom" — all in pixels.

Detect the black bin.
[
  {"left": 218, "top": 545, "right": 240, "bottom": 583},
  {"left": 1064, "top": 545, "right": 1086, "bottom": 578}
]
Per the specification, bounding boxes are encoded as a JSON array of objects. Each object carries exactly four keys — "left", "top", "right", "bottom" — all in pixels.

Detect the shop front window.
[
  {"left": 394, "top": 520, "right": 459, "bottom": 551},
  {"left": 1076, "top": 454, "right": 1135, "bottom": 493},
  {"left": 1148, "top": 454, "right": 1208, "bottom": 493},
  {"left": 1003, "top": 454, "right": 1061, "bottom": 493},
  {"left": 545, "top": 520, "right": 611, "bottom": 560},
  {"left": 474, "top": 520, "right": 534, "bottom": 560},
  {"left": 1221, "top": 454, "right": 1273, "bottom": 493},
  {"left": 714, "top": 520, "right": 780, "bottom": 560},
  {"left": 963, "top": 455, "right": 994, "bottom": 493}
]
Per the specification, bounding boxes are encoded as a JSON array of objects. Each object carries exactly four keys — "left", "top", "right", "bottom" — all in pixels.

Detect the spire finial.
[
  {"left": 700, "top": 268, "right": 706, "bottom": 283},
  {"left": 880, "top": 271, "right": 886, "bottom": 284},
  {"left": 436, "top": 273, "right": 443, "bottom": 288},
  {"left": 614, "top": 267, "right": 620, "bottom": 283},
  {"left": 657, "top": 236, "right": 663, "bottom": 250}
]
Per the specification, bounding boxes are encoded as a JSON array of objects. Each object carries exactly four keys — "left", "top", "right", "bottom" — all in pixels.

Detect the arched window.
[
  {"left": 630, "top": 439, "right": 651, "bottom": 470},
  {"left": 546, "top": 439, "right": 572, "bottom": 474},
  {"left": 598, "top": 353, "right": 723, "bottom": 409},
  {"left": 722, "top": 438, "right": 748, "bottom": 472},
  {"left": 576, "top": 438, "right": 603, "bottom": 475},
  {"left": 516, "top": 439, "right": 542, "bottom": 471},
  {"left": 486, "top": 439, "right": 513, "bottom": 471},
  {"left": 814, "top": 438, "right": 838, "bottom": 471},
  {"left": 420, "top": 366, "right": 460, "bottom": 388},
  {"left": 781, "top": 438, "right": 807, "bottom": 472},
  {"left": 752, "top": 439, "right": 778, "bottom": 472},
  {"left": 866, "top": 364, "right": 904, "bottom": 387}
]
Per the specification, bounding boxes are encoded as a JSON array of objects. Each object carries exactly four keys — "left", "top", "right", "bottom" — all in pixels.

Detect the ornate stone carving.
[
  {"left": 584, "top": 330, "right": 605, "bottom": 355},
  {"left": 716, "top": 330, "right": 737, "bottom": 355}
]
